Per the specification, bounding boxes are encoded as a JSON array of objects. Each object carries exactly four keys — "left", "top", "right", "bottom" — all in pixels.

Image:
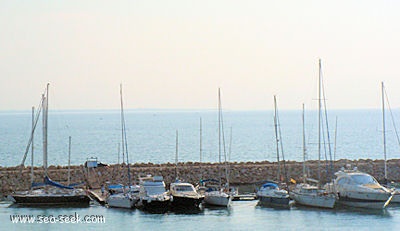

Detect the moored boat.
[
  {"left": 257, "top": 182, "right": 290, "bottom": 208},
  {"left": 325, "top": 167, "right": 393, "bottom": 209},
  {"left": 10, "top": 84, "right": 90, "bottom": 207},
  {"left": 11, "top": 176, "right": 90, "bottom": 206},
  {"left": 105, "top": 84, "right": 139, "bottom": 209},
  {"left": 170, "top": 182, "right": 204, "bottom": 208},
  {"left": 289, "top": 183, "right": 336, "bottom": 209},
  {"left": 136, "top": 175, "right": 170, "bottom": 212}
]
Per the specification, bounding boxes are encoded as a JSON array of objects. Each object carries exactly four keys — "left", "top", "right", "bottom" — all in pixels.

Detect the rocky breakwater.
[{"left": 1, "top": 159, "right": 400, "bottom": 196}]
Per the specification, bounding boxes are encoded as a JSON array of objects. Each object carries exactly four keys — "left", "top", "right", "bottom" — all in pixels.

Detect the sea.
[{"left": 1, "top": 109, "right": 400, "bottom": 230}]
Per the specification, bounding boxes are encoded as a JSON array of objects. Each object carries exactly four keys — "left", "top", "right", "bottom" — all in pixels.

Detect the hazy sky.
[{"left": 1, "top": 1, "right": 400, "bottom": 111}]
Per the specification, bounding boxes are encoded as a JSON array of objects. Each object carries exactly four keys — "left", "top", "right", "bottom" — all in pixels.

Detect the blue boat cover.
[
  {"left": 44, "top": 176, "right": 74, "bottom": 189},
  {"left": 200, "top": 179, "right": 219, "bottom": 184},
  {"left": 108, "top": 184, "right": 124, "bottom": 189},
  {"left": 261, "top": 183, "right": 278, "bottom": 189}
]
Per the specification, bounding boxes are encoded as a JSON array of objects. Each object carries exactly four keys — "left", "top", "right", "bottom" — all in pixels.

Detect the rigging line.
[
  {"left": 320, "top": 103, "right": 330, "bottom": 181},
  {"left": 321, "top": 67, "right": 334, "bottom": 181},
  {"left": 120, "top": 84, "right": 131, "bottom": 187},
  {"left": 384, "top": 88, "right": 400, "bottom": 148},
  {"left": 273, "top": 96, "right": 281, "bottom": 181},
  {"left": 20, "top": 86, "right": 47, "bottom": 168},
  {"left": 275, "top": 98, "right": 289, "bottom": 188},
  {"left": 219, "top": 96, "right": 229, "bottom": 187}
]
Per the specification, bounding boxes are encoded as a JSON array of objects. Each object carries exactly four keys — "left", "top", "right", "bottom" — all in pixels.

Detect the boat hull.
[
  {"left": 337, "top": 195, "right": 392, "bottom": 209},
  {"left": 290, "top": 192, "right": 336, "bottom": 209},
  {"left": 138, "top": 199, "right": 170, "bottom": 213},
  {"left": 258, "top": 195, "right": 290, "bottom": 208},
  {"left": 204, "top": 194, "right": 232, "bottom": 207},
  {"left": 391, "top": 193, "right": 400, "bottom": 203},
  {"left": 106, "top": 194, "right": 137, "bottom": 209},
  {"left": 171, "top": 195, "right": 203, "bottom": 208},
  {"left": 11, "top": 194, "right": 90, "bottom": 206}
]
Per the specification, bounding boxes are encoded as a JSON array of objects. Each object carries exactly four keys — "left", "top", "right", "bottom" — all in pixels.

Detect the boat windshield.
[
  {"left": 145, "top": 186, "right": 166, "bottom": 195},
  {"left": 174, "top": 185, "right": 194, "bottom": 192},
  {"left": 351, "top": 174, "right": 378, "bottom": 185}
]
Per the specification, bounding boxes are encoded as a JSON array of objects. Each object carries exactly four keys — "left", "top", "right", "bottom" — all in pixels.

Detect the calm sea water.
[
  {"left": 1, "top": 201, "right": 400, "bottom": 230},
  {"left": 1, "top": 109, "right": 400, "bottom": 167}
]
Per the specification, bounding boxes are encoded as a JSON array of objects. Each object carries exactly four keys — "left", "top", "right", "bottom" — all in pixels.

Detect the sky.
[{"left": 1, "top": 0, "right": 400, "bottom": 111}]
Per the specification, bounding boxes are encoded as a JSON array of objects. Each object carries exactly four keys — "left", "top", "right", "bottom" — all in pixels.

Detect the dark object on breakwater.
[{"left": 84, "top": 157, "right": 109, "bottom": 168}]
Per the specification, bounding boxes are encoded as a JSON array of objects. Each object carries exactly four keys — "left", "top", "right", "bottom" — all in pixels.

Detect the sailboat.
[
  {"left": 380, "top": 82, "right": 400, "bottom": 203},
  {"left": 170, "top": 130, "right": 204, "bottom": 209},
  {"left": 256, "top": 95, "right": 291, "bottom": 208},
  {"left": 203, "top": 88, "right": 232, "bottom": 207},
  {"left": 106, "top": 84, "right": 139, "bottom": 209},
  {"left": 289, "top": 103, "right": 336, "bottom": 209},
  {"left": 10, "top": 84, "right": 91, "bottom": 206},
  {"left": 290, "top": 60, "right": 336, "bottom": 208}
]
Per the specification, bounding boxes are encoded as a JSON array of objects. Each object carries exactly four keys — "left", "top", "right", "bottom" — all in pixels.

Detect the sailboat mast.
[
  {"left": 317, "top": 59, "right": 322, "bottom": 184},
  {"left": 120, "top": 84, "right": 125, "bottom": 164},
  {"left": 382, "top": 82, "right": 387, "bottom": 181},
  {"left": 273, "top": 95, "right": 281, "bottom": 181},
  {"left": 120, "top": 84, "right": 131, "bottom": 187},
  {"left": 31, "top": 106, "right": 34, "bottom": 187},
  {"left": 302, "top": 103, "right": 306, "bottom": 183},
  {"left": 334, "top": 116, "right": 338, "bottom": 162},
  {"left": 43, "top": 83, "right": 49, "bottom": 178},
  {"left": 68, "top": 136, "right": 71, "bottom": 186},
  {"left": 218, "top": 88, "right": 222, "bottom": 187},
  {"left": 200, "top": 117, "right": 202, "bottom": 163},
  {"left": 229, "top": 127, "right": 232, "bottom": 162},
  {"left": 175, "top": 130, "right": 178, "bottom": 180}
]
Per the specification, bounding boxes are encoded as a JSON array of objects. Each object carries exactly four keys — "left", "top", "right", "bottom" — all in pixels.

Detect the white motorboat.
[
  {"left": 257, "top": 182, "right": 290, "bottom": 208},
  {"left": 326, "top": 167, "right": 393, "bottom": 209},
  {"left": 136, "top": 175, "right": 170, "bottom": 212},
  {"left": 290, "top": 183, "right": 336, "bottom": 209},
  {"left": 170, "top": 182, "right": 204, "bottom": 208}
]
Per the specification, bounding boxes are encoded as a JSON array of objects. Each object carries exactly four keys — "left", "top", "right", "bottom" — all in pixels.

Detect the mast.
[
  {"left": 382, "top": 82, "right": 387, "bottom": 181},
  {"left": 68, "top": 136, "right": 71, "bottom": 186},
  {"left": 120, "top": 84, "right": 125, "bottom": 165},
  {"left": 175, "top": 130, "right": 178, "bottom": 181},
  {"left": 302, "top": 103, "right": 306, "bottom": 183},
  {"left": 273, "top": 95, "right": 281, "bottom": 181},
  {"left": 43, "top": 83, "right": 49, "bottom": 178},
  {"left": 317, "top": 59, "right": 322, "bottom": 185},
  {"left": 334, "top": 116, "right": 338, "bottom": 162},
  {"left": 31, "top": 106, "right": 34, "bottom": 188},
  {"left": 120, "top": 84, "right": 131, "bottom": 187},
  {"left": 117, "top": 143, "right": 120, "bottom": 165},
  {"left": 200, "top": 117, "right": 202, "bottom": 163},
  {"left": 228, "top": 127, "right": 232, "bottom": 162},
  {"left": 218, "top": 88, "right": 222, "bottom": 188}
]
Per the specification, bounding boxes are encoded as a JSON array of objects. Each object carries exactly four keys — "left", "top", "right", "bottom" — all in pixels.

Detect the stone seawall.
[{"left": 1, "top": 159, "right": 400, "bottom": 195}]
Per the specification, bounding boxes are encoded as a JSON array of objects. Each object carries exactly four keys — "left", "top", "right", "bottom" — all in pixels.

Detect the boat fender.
[
  {"left": 170, "top": 196, "right": 173, "bottom": 202},
  {"left": 147, "top": 198, "right": 152, "bottom": 203}
]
